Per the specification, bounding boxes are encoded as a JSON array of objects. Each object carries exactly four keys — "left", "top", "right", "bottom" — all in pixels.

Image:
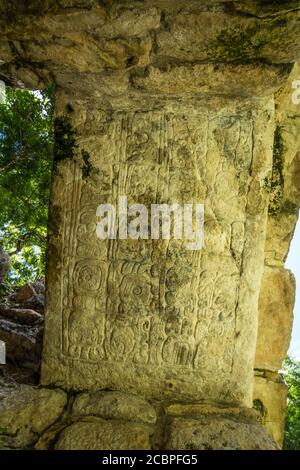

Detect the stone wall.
[
  {"left": 0, "top": 383, "right": 277, "bottom": 450},
  {"left": 41, "top": 92, "right": 274, "bottom": 407},
  {"left": 254, "top": 62, "right": 300, "bottom": 447},
  {"left": 0, "top": 0, "right": 300, "bottom": 450}
]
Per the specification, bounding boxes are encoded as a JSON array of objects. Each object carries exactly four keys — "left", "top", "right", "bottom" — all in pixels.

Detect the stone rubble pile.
[{"left": 0, "top": 280, "right": 45, "bottom": 384}]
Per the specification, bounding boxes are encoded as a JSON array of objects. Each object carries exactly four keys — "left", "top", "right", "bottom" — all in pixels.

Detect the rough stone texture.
[
  {"left": 72, "top": 391, "right": 157, "bottom": 424},
  {"left": 264, "top": 62, "right": 300, "bottom": 267},
  {"left": 0, "top": 0, "right": 299, "bottom": 450},
  {"left": 15, "top": 284, "right": 37, "bottom": 303},
  {"left": 163, "top": 405, "right": 278, "bottom": 450},
  {"left": 0, "top": 1, "right": 298, "bottom": 101},
  {"left": 255, "top": 267, "right": 295, "bottom": 371},
  {"left": 34, "top": 421, "right": 67, "bottom": 450},
  {"left": 0, "top": 281, "right": 45, "bottom": 383},
  {"left": 252, "top": 61, "right": 300, "bottom": 442},
  {"left": 0, "top": 384, "right": 67, "bottom": 449},
  {"left": 55, "top": 418, "right": 152, "bottom": 450},
  {"left": 0, "top": 318, "right": 43, "bottom": 368},
  {"left": 0, "top": 306, "right": 42, "bottom": 326},
  {"left": 40, "top": 96, "right": 273, "bottom": 405},
  {"left": 165, "top": 402, "right": 258, "bottom": 420},
  {"left": 254, "top": 374, "right": 287, "bottom": 448}
]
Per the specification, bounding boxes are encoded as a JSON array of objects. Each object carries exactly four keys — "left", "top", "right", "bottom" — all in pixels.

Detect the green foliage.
[
  {"left": 0, "top": 86, "right": 54, "bottom": 292},
  {"left": 283, "top": 357, "right": 300, "bottom": 450},
  {"left": 268, "top": 125, "right": 284, "bottom": 216}
]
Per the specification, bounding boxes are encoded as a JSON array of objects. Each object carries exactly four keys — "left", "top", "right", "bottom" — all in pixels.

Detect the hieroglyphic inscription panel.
[{"left": 60, "top": 110, "right": 253, "bottom": 374}]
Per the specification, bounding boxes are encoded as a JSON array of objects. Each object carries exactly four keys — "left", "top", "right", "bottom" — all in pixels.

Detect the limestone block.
[
  {"left": 163, "top": 407, "right": 277, "bottom": 450},
  {"left": 253, "top": 375, "right": 287, "bottom": 448},
  {"left": 55, "top": 418, "right": 151, "bottom": 450},
  {"left": 0, "top": 0, "right": 95, "bottom": 16},
  {"left": 156, "top": 8, "right": 300, "bottom": 64},
  {"left": 285, "top": 151, "right": 300, "bottom": 208},
  {"left": 0, "top": 318, "right": 42, "bottom": 367},
  {"left": 131, "top": 62, "right": 291, "bottom": 98},
  {"left": 93, "top": 7, "right": 161, "bottom": 39},
  {"left": 41, "top": 98, "right": 274, "bottom": 407},
  {"left": 0, "top": 306, "right": 42, "bottom": 326},
  {"left": 35, "top": 422, "right": 67, "bottom": 451},
  {"left": 72, "top": 391, "right": 157, "bottom": 424},
  {"left": 265, "top": 62, "right": 300, "bottom": 266},
  {"left": 0, "top": 39, "right": 13, "bottom": 65},
  {"left": 165, "top": 403, "right": 257, "bottom": 421},
  {"left": 59, "top": 0, "right": 95, "bottom": 7},
  {"left": 1, "top": 2, "right": 299, "bottom": 101},
  {"left": 265, "top": 213, "right": 298, "bottom": 266},
  {"left": 255, "top": 267, "right": 295, "bottom": 371},
  {"left": 0, "top": 385, "right": 67, "bottom": 449},
  {"left": 0, "top": 6, "right": 298, "bottom": 454},
  {"left": 16, "top": 283, "right": 36, "bottom": 303}
]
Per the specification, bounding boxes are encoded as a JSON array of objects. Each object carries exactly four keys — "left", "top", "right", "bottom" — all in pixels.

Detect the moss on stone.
[
  {"left": 81, "top": 149, "right": 93, "bottom": 178},
  {"left": 268, "top": 126, "right": 284, "bottom": 216},
  {"left": 281, "top": 199, "right": 299, "bottom": 215},
  {"left": 257, "top": 0, "right": 300, "bottom": 7},
  {"left": 277, "top": 62, "right": 294, "bottom": 78},
  {"left": 214, "top": 28, "right": 265, "bottom": 61},
  {"left": 212, "top": 10, "right": 298, "bottom": 63},
  {"left": 253, "top": 399, "right": 267, "bottom": 419},
  {"left": 53, "top": 116, "right": 77, "bottom": 165}
]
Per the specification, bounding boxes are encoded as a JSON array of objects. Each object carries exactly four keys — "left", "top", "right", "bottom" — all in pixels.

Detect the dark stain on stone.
[
  {"left": 47, "top": 204, "right": 61, "bottom": 238},
  {"left": 81, "top": 149, "right": 93, "bottom": 178},
  {"left": 282, "top": 199, "right": 299, "bottom": 215},
  {"left": 278, "top": 62, "right": 294, "bottom": 78},
  {"left": 268, "top": 126, "right": 284, "bottom": 216},
  {"left": 53, "top": 116, "right": 77, "bottom": 165},
  {"left": 126, "top": 56, "right": 138, "bottom": 69},
  {"left": 253, "top": 399, "right": 267, "bottom": 419},
  {"left": 66, "top": 103, "right": 74, "bottom": 114}
]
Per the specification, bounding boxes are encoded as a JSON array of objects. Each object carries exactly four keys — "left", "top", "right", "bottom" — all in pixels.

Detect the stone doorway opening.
[{"left": 0, "top": 84, "right": 54, "bottom": 386}]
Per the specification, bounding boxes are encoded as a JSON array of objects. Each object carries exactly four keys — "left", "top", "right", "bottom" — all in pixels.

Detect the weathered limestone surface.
[
  {"left": 72, "top": 391, "right": 157, "bottom": 424},
  {"left": 0, "top": 0, "right": 300, "bottom": 450},
  {"left": 0, "top": 383, "right": 67, "bottom": 449},
  {"left": 255, "top": 267, "right": 295, "bottom": 371},
  {"left": 264, "top": 62, "right": 300, "bottom": 272},
  {"left": 55, "top": 418, "right": 152, "bottom": 450},
  {"left": 0, "top": 0, "right": 299, "bottom": 100},
  {"left": 254, "top": 61, "right": 300, "bottom": 446},
  {"left": 254, "top": 374, "right": 288, "bottom": 448},
  {"left": 40, "top": 95, "right": 273, "bottom": 405},
  {"left": 163, "top": 404, "right": 278, "bottom": 450}
]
